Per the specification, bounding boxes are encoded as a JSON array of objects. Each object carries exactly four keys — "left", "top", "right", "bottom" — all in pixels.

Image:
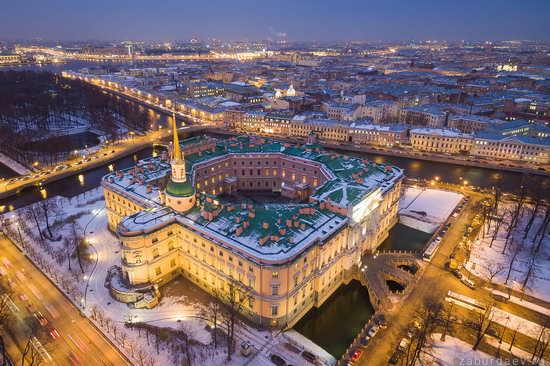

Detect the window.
[
  {"left": 155, "top": 267, "right": 161, "bottom": 275},
  {"left": 271, "top": 285, "right": 279, "bottom": 296},
  {"left": 272, "top": 272, "right": 279, "bottom": 278},
  {"left": 248, "top": 297, "right": 255, "bottom": 308},
  {"left": 152, "top": 237, "right": 158, "bottom": 244},
  {"left": 168, "top": 241, "right": 174, "bottom": 250},
  {"left": 152, "top": 248, "right": 159, "bottom": 258},
  {"left": 170, "top": 258, "right": 176, "bottom": 267},
  {"left": 271, "top": 305, "right": 278, "bottom": 316}
]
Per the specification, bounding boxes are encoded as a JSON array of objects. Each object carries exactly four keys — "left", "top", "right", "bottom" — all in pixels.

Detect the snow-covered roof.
[{"left": 105, "top": 136, "right": 404, "bottom": 264}]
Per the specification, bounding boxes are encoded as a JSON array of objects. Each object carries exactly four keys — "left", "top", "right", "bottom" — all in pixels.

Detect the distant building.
[
  {"left": 409, "top": 128, "right": 473, "bottom": 154},
  {"left": 0, "top": 54, "right": 22, "bottom": 64},
  {"left": 447, "top": 114, "right": 507, "bottom": 133},
  {"left": 399, "top": 106, "right": 447, "bottom": 127},
  {"left": 187, "top": 82, "right": 224, "bottom": 98},
  {"left": 224, "top": 81, "right": 263, "bottom": 103},
  {"left": 359, "top": 100, "right": 399, "bottom": 123},
  {"left": 349, "top": 124, "right": 408, "bottom": 147}
]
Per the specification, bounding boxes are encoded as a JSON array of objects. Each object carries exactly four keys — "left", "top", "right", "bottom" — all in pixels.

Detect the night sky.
[{"left": 2, "top": 0, "right": 550, "bottom": 42}]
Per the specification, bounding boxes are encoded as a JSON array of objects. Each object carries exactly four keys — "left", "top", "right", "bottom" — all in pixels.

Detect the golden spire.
[{"left": 172, "top": 113, "right": 181, "bottom": 162}]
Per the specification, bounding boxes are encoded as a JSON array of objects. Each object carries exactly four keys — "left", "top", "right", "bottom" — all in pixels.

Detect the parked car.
[
  {"left": 460, "top": 277, "right": 476, "bottom": 289},
  {"left": 398, "top": 338, "right": 410, "bottom": 351},
  {"left": 240, "top": 341, "right": 252, "bottom": 357},
  {"left": 301, "top": 350, "right": 317, "bottom": 363},
  {"left": 451, "top": 269, "right": 463, "bottom": 279},
  {"left": 491, "top": 293, "right": 509, "bottom": 303},
  {"left": 367, "top": 324, "right": 379, "bottom": 338},
  {"left": 269, "top": 354, "right": 286, "bottom": 366},
  {"left": 375, "top": 314, "right": 388, "bottom": 329},
  {"left": 389, "top": 350, "right": 403, "bottom": 365},
  {"left": 359, "top": 336, "right": 370, "bottom": 347},
  {"left": 350, "top": 348, "right": 363, "bottom": 362}
]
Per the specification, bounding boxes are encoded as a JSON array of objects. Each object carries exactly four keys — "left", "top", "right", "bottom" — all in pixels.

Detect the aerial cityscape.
[{"left": 1, "top": 1, "right": 550, "bottom": 366}]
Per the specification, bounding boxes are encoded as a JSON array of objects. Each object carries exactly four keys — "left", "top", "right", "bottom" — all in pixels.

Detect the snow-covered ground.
[
  {"left": 0, "top": 152, "right": 30, "bottom": 175},
  {"left": 428, "top": 333, "right": 495, "bottom": 366},
  {"left": 3, "top": 189, "right": 336, "bottom": 365},
  {"left": 467, "top": 200, "right": 550, "bottom": 303},
  {"left": 399, "top": 187, "right": 464, "bottom": 233}
]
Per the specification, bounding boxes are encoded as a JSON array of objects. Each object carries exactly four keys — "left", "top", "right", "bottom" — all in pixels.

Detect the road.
[
  {"left": 0, "top": 233, "right": 130, "bottom": 366},
  {"left": 355, "top": 190, "right": 550, "bottom": 366}
]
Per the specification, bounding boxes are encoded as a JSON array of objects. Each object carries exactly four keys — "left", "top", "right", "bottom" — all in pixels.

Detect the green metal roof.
[{"left": 166, "top": 179, "right": 195, "bottom": 197}]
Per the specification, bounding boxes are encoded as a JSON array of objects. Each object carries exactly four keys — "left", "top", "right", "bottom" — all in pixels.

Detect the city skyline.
[{"left": 2, "top": 0, "right": 550, "bottom": 42}]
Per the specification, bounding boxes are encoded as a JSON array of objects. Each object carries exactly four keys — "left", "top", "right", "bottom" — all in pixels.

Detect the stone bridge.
[{"left": 357, "top": 251, "right": 422, "bottom": 312}]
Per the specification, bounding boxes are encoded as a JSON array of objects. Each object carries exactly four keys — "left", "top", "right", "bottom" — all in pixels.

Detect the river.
[{"left": 294, "top": 280, "right": 374, "bottom": 358}]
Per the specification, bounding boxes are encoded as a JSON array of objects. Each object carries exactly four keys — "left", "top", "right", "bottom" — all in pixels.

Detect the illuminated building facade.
[{"left": 102, "top": 130, "right": 403, "bottom": 327}]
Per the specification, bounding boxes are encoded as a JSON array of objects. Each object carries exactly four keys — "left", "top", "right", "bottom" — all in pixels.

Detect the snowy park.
[{"left": 466, "top": 198, "right": 550, "bottom": 303}]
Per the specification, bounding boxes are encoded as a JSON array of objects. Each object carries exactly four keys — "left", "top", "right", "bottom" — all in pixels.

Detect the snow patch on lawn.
[
  {"left": 468, "top": 200, "right": 550, "bottom": 303},
  {"left": 429, "top": 333, "right": 495, "bottom": 366},
  {"left": 399, "top": 187, "right": 463, "bottom": 233}
]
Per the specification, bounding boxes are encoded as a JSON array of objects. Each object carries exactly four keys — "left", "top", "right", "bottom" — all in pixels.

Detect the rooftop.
[{"left": 104, "top": 136, "right": 403, "bottom": 263}]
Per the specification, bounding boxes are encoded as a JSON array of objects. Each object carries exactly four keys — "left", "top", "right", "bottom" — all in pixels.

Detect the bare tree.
[
  {"left": 67, "top": 221, "right": 88, "bottom": 274},
  {"left": 401, "top": 299, "right": 443, "bottom": 366},
  {"left": 532, "top": 318, "right": 550, "bottom": 365},
  {"left": 136, "top": 348, "right": 148, "bottom": 366},
  {"left": 20, "top": 317, "right": 47, "bottom": 366},
  {"left": 524, "top": 190, "right": 543, "bottom": 240},
  {"left": 506, "top": 181, "right": 528, "bottom": 241},
  {"left": 39, "top": 198, "right": 60, "bottom": 239},
  {"left": 489, "top": 215, "right": 505, "bottom": 248},
  {"left": 481, "top": 260, "right": 506, "bottom": 283},
  {"left": 504, "top": 238, "right": 524, "bottom": 285},
  {"left": 0, "top": 279, "right": 16, "bottom": 363},
  {"left": 180, "top": 323, "right": 197, "bottom": 366},
  {"left": 22, "top": 204, "right": 45, "bottom": 241},
  {"left": 533, "top": 205, "right": 550, "bottom": 252},
  {"left": 220, "top": 283, "right": 248, "bottom": 361},
  {"left": 202, "top": 290, "right": 223, "bottom": 348},
  {"left": 470, "top": 300, "right": 498, "bottom": 350},
  {"left": 521, "top": 249, "right": 540, "bottom": 299}
]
